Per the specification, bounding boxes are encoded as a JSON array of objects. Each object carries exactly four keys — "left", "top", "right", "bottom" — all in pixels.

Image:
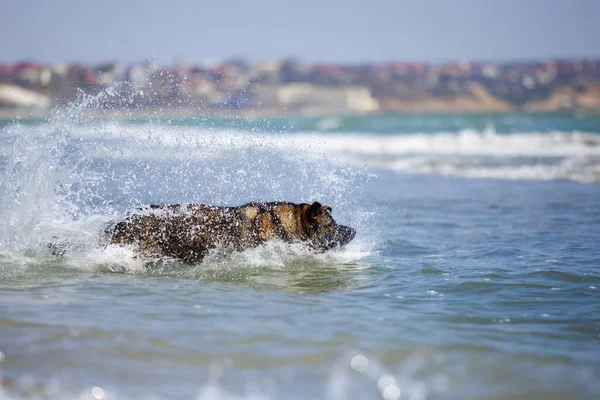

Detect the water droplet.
[
  {"left": 377, "top": 375, "right": 402, "bottom": 400},
  {"left": 350, "top": 354, "right": 368, "bottom": 372},
  {"left": 377, "top": 375, "right": 396, "bottom": 392},
  {"left": 383, "top": 384, "right": 401, "bottom": 400},
  {"left": 92, "top": 386, "right": 105, "bottom": 400}
]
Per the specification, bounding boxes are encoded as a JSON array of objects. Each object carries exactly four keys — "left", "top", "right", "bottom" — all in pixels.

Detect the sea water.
[{"left": 0, "top": 107, "right": 599, "bottom": 399}]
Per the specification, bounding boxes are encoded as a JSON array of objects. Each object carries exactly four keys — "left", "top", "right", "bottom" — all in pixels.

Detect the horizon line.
[{"left": 3, "top": 55, "right": 600, "bottom": 67}]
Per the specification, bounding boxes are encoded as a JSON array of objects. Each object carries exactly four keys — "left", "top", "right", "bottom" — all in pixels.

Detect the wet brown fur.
[{"left": 108, "top": 201, "right": 355, "bottom": 263}]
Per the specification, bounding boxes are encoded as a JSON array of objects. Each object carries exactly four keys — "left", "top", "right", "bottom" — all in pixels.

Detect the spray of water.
[{"left": 0, "top": 85, "right": 378, "bottom": 273}]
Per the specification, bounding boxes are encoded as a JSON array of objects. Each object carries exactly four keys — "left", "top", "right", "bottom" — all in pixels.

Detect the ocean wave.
[
  {"left": 2, "top": 122, "right": 600, "bottom": 186},
  {"left": 86, "top": 125, "right": 600, "bottom": 183},
  {"left": 276, "top": 129, "right": 600, "bottom": 183},
  {"left": 6, "top": 123, "right": 599, "bottom": 156},
  {"left": 91, "top": 125, "right": 600, "bottom": 183},
  {"left": 383, "top": 154, "right": 600, "bottom": 183}
]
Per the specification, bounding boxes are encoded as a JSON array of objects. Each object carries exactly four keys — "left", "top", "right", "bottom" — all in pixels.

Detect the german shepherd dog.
[{"left": 108, "top": 201, "right": 356, "bottom": 263}]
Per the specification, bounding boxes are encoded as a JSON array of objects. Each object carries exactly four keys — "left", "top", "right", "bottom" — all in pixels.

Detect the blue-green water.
[{"left": 0, "top": 113, "right": 599, "bottom": 399}]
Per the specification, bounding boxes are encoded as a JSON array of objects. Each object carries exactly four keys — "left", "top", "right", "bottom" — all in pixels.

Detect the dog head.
[{"left": 303, "top": 202, "right": 356, "bottom": 251}]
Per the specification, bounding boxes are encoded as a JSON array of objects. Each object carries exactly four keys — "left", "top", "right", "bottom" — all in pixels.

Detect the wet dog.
[{"left": 108, "top": 201, "right": 356, "bottom": 263}]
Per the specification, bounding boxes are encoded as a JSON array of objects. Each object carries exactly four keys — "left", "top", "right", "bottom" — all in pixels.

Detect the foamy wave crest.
[
  {"left": 276, "top": 129, "right": 600, "bottom": 183},
  {"left": 294, "top": 129, "right": 600, "bottom": 157}
]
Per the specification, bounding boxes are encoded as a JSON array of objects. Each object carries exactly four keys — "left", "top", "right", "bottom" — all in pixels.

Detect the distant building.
[
  {"left": 13, "top": 62, "right": 52, "bottom": 89},
  {"left": 276, "top": 83, "right": 379, "bottom": 114},
  {"left": 127, "top": 65, "right": 149, "bottom": 88},
  {"left": 0, "top": 84, "right": 51, "bottom": 109}
]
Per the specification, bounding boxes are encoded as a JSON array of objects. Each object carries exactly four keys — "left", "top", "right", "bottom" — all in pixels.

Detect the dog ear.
[{"left": 307, "top": 201, "right": 322, "bottom": 219}]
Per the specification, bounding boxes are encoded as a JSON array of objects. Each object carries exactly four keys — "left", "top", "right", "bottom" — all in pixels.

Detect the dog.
[{"left": 108, "top": 201, "right": 356, "bottom": 263}]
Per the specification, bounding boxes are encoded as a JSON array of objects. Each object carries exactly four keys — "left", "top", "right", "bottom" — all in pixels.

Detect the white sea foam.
[
  {"left": 272, "top": 128, "right": 600, "bottom": 183},
  {"left": 31, "top": 238, "right": 370, "bottom": 277},
  {"left": 288, "top": 129, "right": 600, "bottom": 157},
  {"left": 7, "top": 123, "right": 599, "bottom": 156},
  {"left": 199, "top": 239, "right": 370, "bottom": 270}
]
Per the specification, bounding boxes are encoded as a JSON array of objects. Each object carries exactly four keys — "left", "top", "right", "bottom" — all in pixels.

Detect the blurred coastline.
[{"left": 1, "top": 58, "right": 600, "bottom": 119}]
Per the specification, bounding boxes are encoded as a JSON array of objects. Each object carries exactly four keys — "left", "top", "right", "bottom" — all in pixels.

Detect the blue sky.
[{"left": 2, "top": 0, "right": 598, "bottom": 64}]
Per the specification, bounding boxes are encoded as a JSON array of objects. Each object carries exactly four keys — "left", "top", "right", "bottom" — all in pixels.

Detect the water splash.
[{"left": 0, "top": 86, "right": 377, "bottom": 270}]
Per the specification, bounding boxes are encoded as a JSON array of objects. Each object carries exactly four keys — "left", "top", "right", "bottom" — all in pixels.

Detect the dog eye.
[{"left": 326, "top": 206, "right": 332, "bottom": 213}]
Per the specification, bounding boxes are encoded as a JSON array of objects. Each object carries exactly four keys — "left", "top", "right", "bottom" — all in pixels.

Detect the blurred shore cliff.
[{"left": 1, "top": 58, "right": 599, "bottom": 117}]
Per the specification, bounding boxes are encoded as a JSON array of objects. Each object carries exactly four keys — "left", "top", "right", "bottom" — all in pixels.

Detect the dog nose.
[
  {"left": 348, "top": 227, "right": 356, "bottom": 240},
  {"left": 337, "top": 225, "right": 355, "bottom": 245},
  {"left": 346, "top": 227, "right": 356, "bottom": 242}
]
